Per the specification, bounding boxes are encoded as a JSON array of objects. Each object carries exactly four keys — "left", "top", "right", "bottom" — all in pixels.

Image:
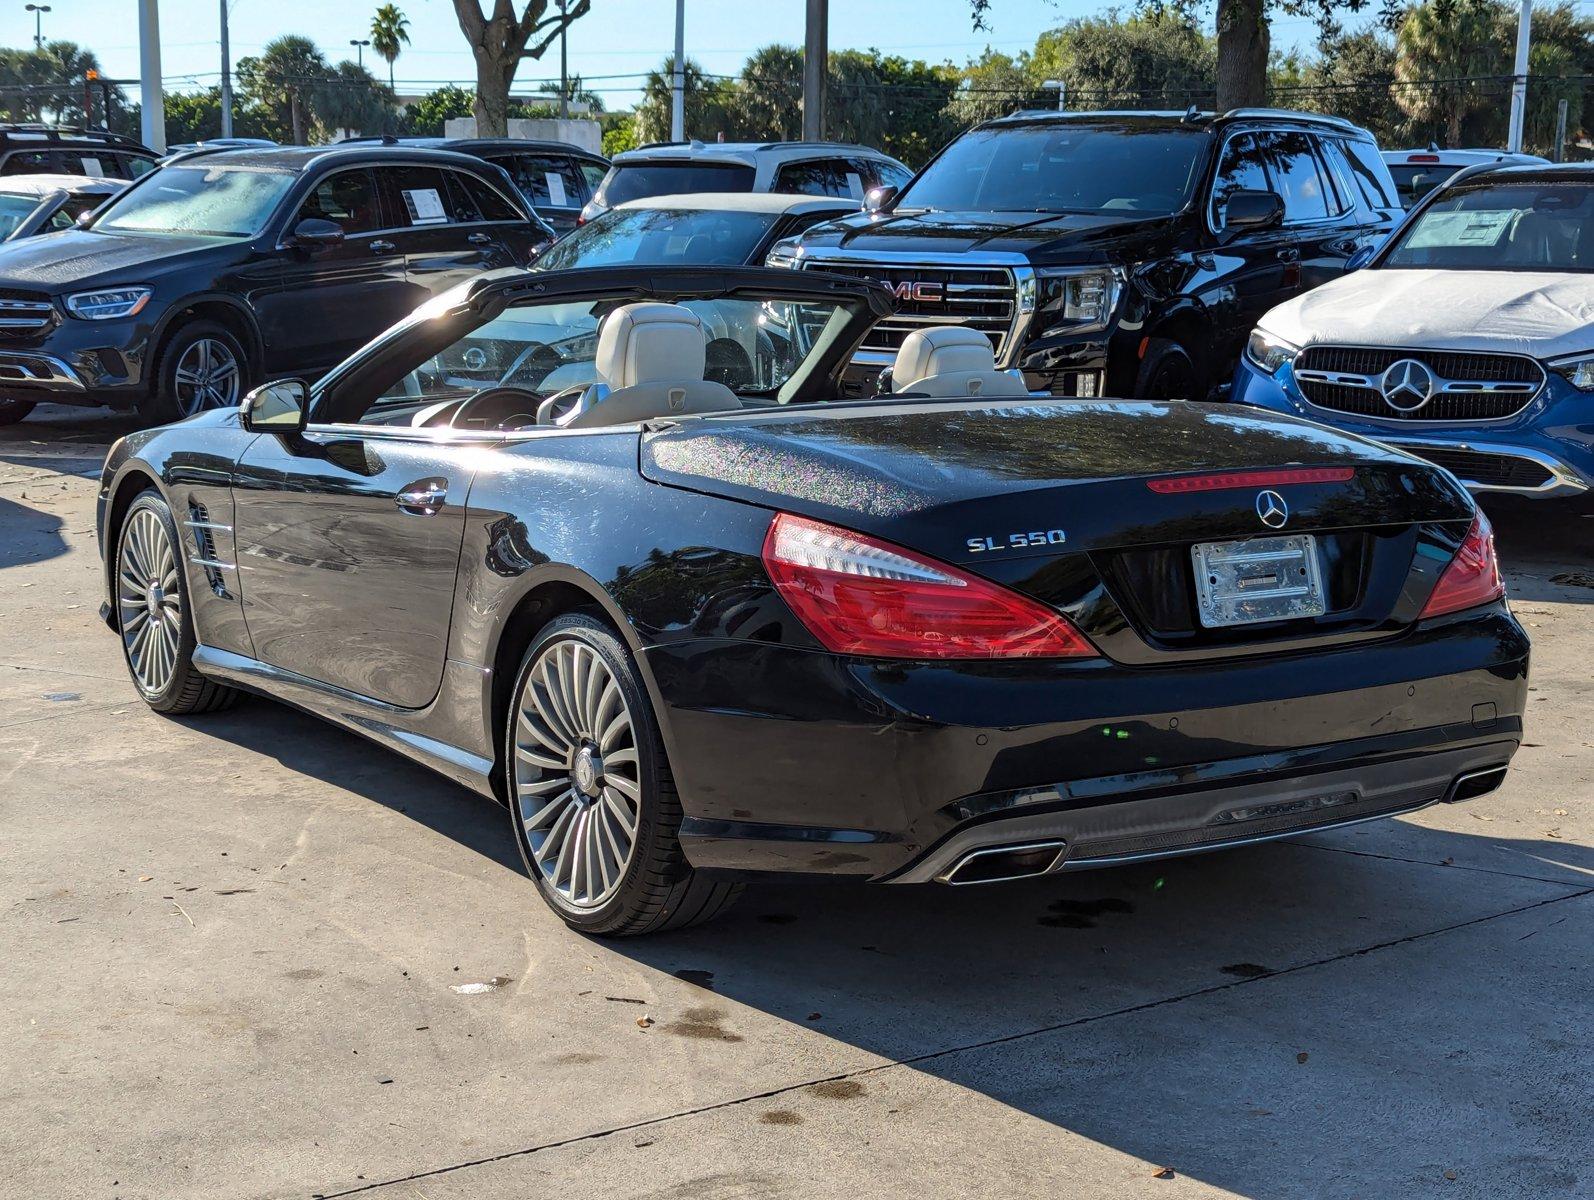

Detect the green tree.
[
  {"left": 1031, "top": 11, "right": 1215, "bottom": 110},
  {"left": 948, "top": 49, "right": 1039, "bottom": 129},
  {"left": 370, "top": 4, "right": 411, "bottom": 92},
  {"left": 0, "top": 41, "right": 107, "bottom": 124},
  {"left": 237, "top": 35, "right": 330, "bottom": 143},
  {"left": 633, "top": 56, "right": 740, "bottom": 144},
  {"left": 1393, "top": 0, "right": 1500, "bottom": 146},
  {"left": 448, "top": 1, "right": 591, "bottom": 137},
  {"left": 317, "top": 60, "right": 395, "bottom": 138},
  {"left": 729, "top": 45, "right": 803, "bottom": 141},
  {"left": 1285, "top": 29, "right": 1398, "bottom": 140},
  {"left": 401, "top": 83, "right": 475, "bottom": 136}
]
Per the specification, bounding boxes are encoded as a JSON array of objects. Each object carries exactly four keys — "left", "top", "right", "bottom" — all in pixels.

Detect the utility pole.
[
  {"left": 670, "top": 0, "right": 685, "bottom": 142},
  {"left": 1505, "top": 0, "right": 1531, "bottom": 154},
  {"left": 1552, "top": 98, "right": 1568, "bottom": 163},
  {"left": 219, "top": 0, "right": 233, "bottom": 138},
  {"left": 138, "top": 0, "right": 166, "bottom": 153},
  {"left": 558, "top": 0, "right": 569, "bottom": 119},
  {"left": 801, "top": 0, "right": 826, "bottom": 141}
]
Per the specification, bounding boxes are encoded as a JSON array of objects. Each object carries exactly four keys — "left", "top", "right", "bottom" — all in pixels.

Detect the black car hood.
[
  {"left": 0, "top": 228, "right": 240, "bottom": 291},
  {"left": 804, "top": 209, "right": 1170, "bottom": 258},
  {"left": 640, "top": 400, "right": 1469, "bottom": 562}
]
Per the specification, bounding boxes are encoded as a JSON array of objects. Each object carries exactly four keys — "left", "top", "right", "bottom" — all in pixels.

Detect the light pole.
[
  {"left": 558, "top": 0, "right": 569, "bottom": 120},
  {"left": 26, "top": 4, "right": 51, "bottom": 50},
  {"left": 1505, "top": 0, "right": 1531, "bottom": 153},
  {"left": 671, "top": 0, "right": 685, "bottom": 142},
  {"left": 801, "top": 0, "right": 826, "bottom": 142},
  {"left": 219, "top": 0, "right": 233, "bottom": 138},
  {"left": 350, "top": 39, "right": 370, "bottom": 69},
  {"left": 138, "top": 0, "right": 165, "bottom": 153}
]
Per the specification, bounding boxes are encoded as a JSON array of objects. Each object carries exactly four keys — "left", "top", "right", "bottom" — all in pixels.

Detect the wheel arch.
[{"left": 148, "top": 294, "right": 265, "bottom": 392}]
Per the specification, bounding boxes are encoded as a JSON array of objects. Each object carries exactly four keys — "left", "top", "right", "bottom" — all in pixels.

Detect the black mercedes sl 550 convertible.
[{"left": 97, "top": 265, "right": 1528, "bottom": 935}]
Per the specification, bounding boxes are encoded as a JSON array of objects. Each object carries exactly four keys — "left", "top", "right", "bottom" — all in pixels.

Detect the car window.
[
  {"left": 775, "top": 160, "right": 851, "bottom": 198},
  {"left": 503, "top": 154, "right": 584, "bottom": 209},
  {"left": 94, "top": 165, "right": 297, "bottom": 237},
  {"left": 1381, "top": 179, "right": 1592, "bottom": 272},
  {"left": 452, "top": 170, "right": 521, "bottom": 221},
  {"left": 0, "top": 192, "right": 39, "bottom": 239},
  {"left": 1210, "top": 132, "right": 1270, "bottom": 226},
  {"left": 1265, "top": 131, "right": 1332, "bottom": 222},
  {"left": 51, "top": 195, "right": 102, "bottom": 230},
  {"left": 576, "top": 159, "right": 606, "bottom": 199},
  {"left": 124, "top": 155, "right": 159, "bottom": 178},
  {"left": 377, "top": 164, "right": 466, "bottom": 228},
  {"left": 871, "top": 159, "right": 913, "bottom": 191},
  {"left": 295, "top": 169, "right": 383, "bottom": 234},
  {"left": 1387, "top": 162, "right": 1462, "bottom": 208},
  {"left": 537, "top": 206, "right": 780, "bottom": 270},
  {"left": 600, "top": 161, "right": 755, "bottom": 205},
  {"left": 2, "top": 150, "right": 52, "bottom": 175},
  {"left": 903, "top": 124, "right": 1208, "bottom": 217},
  {"left": 1337, "top": 139, "right": 1398, "bottom": 210}
]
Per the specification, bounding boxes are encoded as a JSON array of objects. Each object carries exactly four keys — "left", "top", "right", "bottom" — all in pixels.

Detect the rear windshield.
[
  {"left": 600, "top": 161, "right": 755, "bottom": 206},
  {"left": 898, "top": 123, "right": 1209, "bottom": 216},
  {"left": 1381, "top": 179, "right": 1592, "bottom": 272},
  {"left": 537, "top": 206, "right": 778, "bottom": 270},
  {"left": 94, "top": 165, "right": 296, "bottom": 237},
  {"left": 1388, "top": 162, "right": 1462, "bottom": 206}
]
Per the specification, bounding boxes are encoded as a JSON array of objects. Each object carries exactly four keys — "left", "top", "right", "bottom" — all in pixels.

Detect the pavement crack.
[
  {"left": 1293, "top": 837, "right": 1588, "bottom": 888},
  {"left": 308, "top": 886, "right": 1592, "bottom": 1199}
]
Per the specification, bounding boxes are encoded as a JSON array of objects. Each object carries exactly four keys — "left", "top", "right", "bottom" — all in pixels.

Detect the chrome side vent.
[{"left": 184, "top": 501, "right": 234, "bottom": 598}]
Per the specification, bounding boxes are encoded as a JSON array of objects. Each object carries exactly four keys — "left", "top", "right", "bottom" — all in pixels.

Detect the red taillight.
[
  {"left": 1146, "top": 467, "right": 1355, "bottom": 494},
  {"left": 1420, "top": 511, "right": 1505, "bottom": 618},
  {"left": 1407, "top": 153, "right": 1442, "bottom": 162},
  {"left": 761, "top": 513, "right": 1097, "bottom": 660}
]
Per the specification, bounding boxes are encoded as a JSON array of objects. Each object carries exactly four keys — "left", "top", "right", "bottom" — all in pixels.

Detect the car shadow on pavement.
[{"left": 0, "top": 494, "right": 68, "bottom": 569}]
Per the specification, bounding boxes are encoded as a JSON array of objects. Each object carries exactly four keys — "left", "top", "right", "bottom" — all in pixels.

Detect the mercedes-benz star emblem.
[
  {"left": 1379, "top": 358, "right": 1436, "bottom": 412},
  {"left": 1256, "top": 489, "right": 1289, "bottom": 529}
]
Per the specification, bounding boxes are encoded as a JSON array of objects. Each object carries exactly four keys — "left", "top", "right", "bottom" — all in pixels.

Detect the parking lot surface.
[{"left": 3, "top": 405, "right": 1590, "bottom": 1200}]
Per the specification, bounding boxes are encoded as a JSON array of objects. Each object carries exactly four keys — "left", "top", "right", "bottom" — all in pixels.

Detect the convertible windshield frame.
[
  {"left": 309, "top": 266, "right": 892, "bottom": 430},
  {"left": 894, "top": 120, "right": 1213, "bottom": 217},
  {"left": 1374, "top": 174, "right": 1594, "bottom": 274}
]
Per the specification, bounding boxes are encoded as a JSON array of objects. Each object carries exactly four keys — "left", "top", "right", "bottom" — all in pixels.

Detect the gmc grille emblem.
[{"left": 885, "top": 280, "right": 944, "bottom": 303}]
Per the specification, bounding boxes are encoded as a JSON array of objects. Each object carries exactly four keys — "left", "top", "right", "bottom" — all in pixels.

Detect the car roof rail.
[{"left": 1219, "top": 107, "right": 1366, "bottom": 135}]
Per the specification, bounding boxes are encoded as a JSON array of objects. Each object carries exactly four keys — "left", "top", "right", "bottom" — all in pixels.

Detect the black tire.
[
  {"left": 140, "top": 320, "right": 250, "bottom": 424},
  {"left": 114, "top": 490, "right": 239, "bottom": 715},
  {"left": 0, "top": 396, "right": 36, "bottom": 426},
  {"left": 505, "top": 612, "right": 742, "bottom": 936},
  {"left": 1134, "top": 337, "right": 1204, "bottom": 401}
]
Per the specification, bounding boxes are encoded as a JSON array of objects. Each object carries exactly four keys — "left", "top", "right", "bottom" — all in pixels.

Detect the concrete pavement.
[{"left": 1, "top": 404, "right": 1589, "bottom": 1200}]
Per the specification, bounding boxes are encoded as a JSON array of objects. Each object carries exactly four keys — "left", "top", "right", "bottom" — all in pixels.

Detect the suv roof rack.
[{"left": 1218, "top": 108, "right": 1364, "bottom": 135}]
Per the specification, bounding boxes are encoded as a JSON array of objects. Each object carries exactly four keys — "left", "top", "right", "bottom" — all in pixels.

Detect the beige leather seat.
[
  {"left": 891, "top": 326, "right": 1030, "bottom": 398},
  {"left": 555, "top": 302, "right": 741, "bottom": 429}
]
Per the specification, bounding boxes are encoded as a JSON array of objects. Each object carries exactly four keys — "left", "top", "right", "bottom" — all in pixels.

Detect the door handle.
[
  {"left": 369, "top": 239, "right": 397, "bottom": 253},
  {"left": 395, "top": 477, "right": 447, "bottom": 515},
  {"left": 1276, "top": 248, "right": 1300, "bottom": 263},
  {"left": 467, "top": 232, "right": 493, "bottom": 246}
]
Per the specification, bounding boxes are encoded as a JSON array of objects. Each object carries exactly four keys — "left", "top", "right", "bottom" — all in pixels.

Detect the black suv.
[
  {"left": 772, "top": 109, "right": 1402, "bottom": 399},
  {"left": 0, "top": 144, "right": 551, "bottom": 426},
  {"left": 0, "top": 123, "right": 159, "bottom": 180},
  {"left": 340, "top": 136, "right": 608, "bottom": 234}
]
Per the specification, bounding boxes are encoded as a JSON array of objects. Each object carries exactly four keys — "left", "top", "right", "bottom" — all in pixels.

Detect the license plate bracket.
[{"left": 1191, "top": 534, "right": 1326, "bottom": 628}]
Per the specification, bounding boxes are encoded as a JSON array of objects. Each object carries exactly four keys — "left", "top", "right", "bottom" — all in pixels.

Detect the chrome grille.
[
  {"left": 0, "top": 296, "right": 53, "bottom": 335},
  {"left": 802, "top": 261, "right": 1016, "bottom": 359},
  {"left": 1294, "top": 346, "right": 1542, "bottom": 422},
  {"left": 1393, "top": 445, "right": 1554, "bottom": 490}
]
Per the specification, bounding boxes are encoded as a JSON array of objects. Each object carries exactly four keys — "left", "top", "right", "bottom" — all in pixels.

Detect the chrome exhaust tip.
[
  {"left": 936, "top": 840, "right": 1068, "bottom": 885},
  {"left": 1446, "top": 765, "right": 1509, "bottom": 803}
]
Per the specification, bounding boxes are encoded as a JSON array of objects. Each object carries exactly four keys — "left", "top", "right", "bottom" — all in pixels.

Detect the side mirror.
[
  {"left": 863, "top": 185, "right": 898, "bottom": 214},
  {"left": 1345, "top": 244, "right": 1377, "bottom": 272},
  {"left": 1223, "top": 189, "right": 1284, "bottom": 233},
  {"left": 241, "top": 378, "right": 308, "bottom": 433},
  {"left": 287, "top": 217, "right": 345, "bottom": 249},
  {"left": 76, "top": 209, "right": 95, "bottom": 228}
]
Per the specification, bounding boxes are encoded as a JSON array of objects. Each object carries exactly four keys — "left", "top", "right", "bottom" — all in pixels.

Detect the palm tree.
[{"left": 370, "top": 4, "right": 410, "bottom": 92}]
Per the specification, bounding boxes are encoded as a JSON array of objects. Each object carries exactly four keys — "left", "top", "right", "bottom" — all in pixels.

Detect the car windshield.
[
  {"left": 1381, "top": 179, "right": 1593, "bottom": 272},
  {"left": 897, "top": 123, "right": 1209, "bottom": 215},
  {"left": 345, "top": 293, "right": 854, "bottom": 427},
  {"left": 600, "top": 162, "right": 755, "bottom": 206},
  {"left": 538, "top": 207, "right": 779, "bottom": 270},
  {"left": 0, "top": 192, "right": 41, "bottom": 239},
  {"left": 93, "top": 165, "right": 296, "bottom": 237}
]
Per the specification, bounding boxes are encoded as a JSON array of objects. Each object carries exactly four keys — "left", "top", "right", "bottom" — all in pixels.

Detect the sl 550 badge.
[{"left": 967, "top": 529, "right": 1067, "bottom": 554}]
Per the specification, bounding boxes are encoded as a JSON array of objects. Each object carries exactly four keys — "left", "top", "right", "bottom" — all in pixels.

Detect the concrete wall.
[{"left": 443, "top": 117, "right": 603, "bottom": 155}]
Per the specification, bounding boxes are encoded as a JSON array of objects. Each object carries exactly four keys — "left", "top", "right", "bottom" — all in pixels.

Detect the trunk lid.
[{"left": 640, "top": 399, "right": 1475, "bottom": 662}]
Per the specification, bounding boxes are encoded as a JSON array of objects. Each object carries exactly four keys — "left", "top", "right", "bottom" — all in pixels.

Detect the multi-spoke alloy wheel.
[
  {"left": 514, "top": 635, "right": 641, "bottom": 911},
  {"left": 118, "top": 505, "right": 183, "bottom": 697},
  {"left": 506, "top": 614, "right": 742, "bottom": 935},
  {"left": 172, "top": 336, "right": 242, "bottom": 417}
]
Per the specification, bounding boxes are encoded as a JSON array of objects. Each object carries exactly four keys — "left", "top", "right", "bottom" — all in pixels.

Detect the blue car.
[{"left": 1233, "top": 162, "right": 1593, "bottom": 500}]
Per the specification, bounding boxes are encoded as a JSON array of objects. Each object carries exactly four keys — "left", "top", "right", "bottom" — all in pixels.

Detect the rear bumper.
[
  {"left": 645, "top": 607, "right": 1528, "bottom": 881},
  {"left": 1232, "top": 358, "right": 1594, "bottom": 499}
]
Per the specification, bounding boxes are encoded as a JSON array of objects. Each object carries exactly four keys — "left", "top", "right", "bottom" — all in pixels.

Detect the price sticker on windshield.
[
  {"left": 402, "top": 187, "right": 447, "bottom": 225},
  {"left": 545, "top": 173, "right": 568, "bottom": 207}
]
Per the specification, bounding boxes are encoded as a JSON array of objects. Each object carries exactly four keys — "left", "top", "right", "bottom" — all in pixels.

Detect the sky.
[{"left": 6, "top": 0, "right": 1344, "bottom": 105}]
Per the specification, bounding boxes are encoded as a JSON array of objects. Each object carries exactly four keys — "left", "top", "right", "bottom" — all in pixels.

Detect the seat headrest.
[
  {"left": 893, "top": 326, "right": 997, "bottom": 389},
  {"left": 596, "top": 303, "right": 706, "bottom": 389}
]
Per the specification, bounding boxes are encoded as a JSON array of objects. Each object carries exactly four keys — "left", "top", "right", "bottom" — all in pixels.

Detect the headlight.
[
  {"left": 1030, "top": 268, "right": 1120, "bottom": 332},
  {"left": 64, "top": 286, "right": 152, "bottom": 321},
  {"left": 1549, "top": 352, "right": 1594, "bottom": 392},
  {"left": 1245, "top": 328, "right": 1299, "bottom": 375},
  {"left": 764, "top": 238, "right": 802, "bottom": 270}
]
